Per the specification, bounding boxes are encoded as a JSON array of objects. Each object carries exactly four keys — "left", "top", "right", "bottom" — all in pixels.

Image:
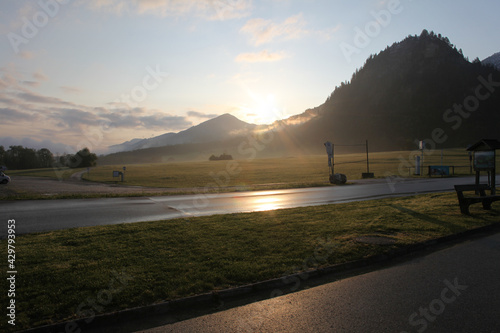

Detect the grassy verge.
[{"left": 1, "top": 192, "right": 499, "bottom": 331}]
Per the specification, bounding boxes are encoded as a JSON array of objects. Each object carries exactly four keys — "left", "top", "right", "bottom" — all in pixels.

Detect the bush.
[{"left": 209, "top": 153, "right": 233, "bottom": 161}]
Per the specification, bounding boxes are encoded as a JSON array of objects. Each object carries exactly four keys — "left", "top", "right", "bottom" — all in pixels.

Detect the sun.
[{"left": 245, "top": 93, "right": 284, "bottom": 124}]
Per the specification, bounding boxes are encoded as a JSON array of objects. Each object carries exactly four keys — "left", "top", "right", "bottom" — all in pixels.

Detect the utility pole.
[
  {"left": 324, "top": 141, "right": 334, "bottom": 183},
  {"left": 366, "top": 139, "right": 370, "bottom": 174}
]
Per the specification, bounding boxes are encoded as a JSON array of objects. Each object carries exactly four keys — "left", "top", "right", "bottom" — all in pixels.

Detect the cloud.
[
  {"left": 315, "top": 24, "right": 342, "bottom": 41},
  {"left": 82, "top": 0, "right": 251, "bottom": 20},
  {"left": 240, "top": 13, "right": 341, "bottom": 45},
  {"left": 0, "top": 70, "right": 18, "bottom": 90},
  {"left": 18, "top": 51, "right": 35, "bottom": 59},
  {"left": 0, "top": 108, "right": 35, "bottom": 122},
  {"left": 60, "top": 86, "right": 83, "bottom": 94},
  {"left": 82, "top": 0, "right": 128, "bottom": 15},
  {"left": 41, "top": 105, "right": 193, "bottom": 132},
  {"left": 235, "top": 50, "right": 289, "bottom": 63},
  {"left": 16, "top": 91, "right": 77, "bottom": 107},
  {"left": 187, "top": 110, "right": 218, "bottom": 119},
  {"left": 14, "top": 71, "right": 48, "bottom": 88},
  {"left": 138, "top": 113, "right": 192, "bottom": 128},
  {"left": 49, "top": 108, "right": 101, "bottom": 128},
  {"left": 100, "top": 108, "right": 192, "bottom": 130},
  {"left": 0, "top": 67, "right": 197, "bottom": 152},
  {"left": 0, "top": 96, "right": 17, "bottom": 105},
  {"left": 20, "top": 80, "right": 40, "bottom": 87},
  {"left": 0, "top": 136, "right": 70, "bottom": 154},
  {"left": 240, "top": 13, "right": 307, "bottom": 46},
  {"left": 208, "top": 0, "right": 252, "bottom": 21},
  {"left": 33, "top": 71, "right": 48, "bottom": 81}
]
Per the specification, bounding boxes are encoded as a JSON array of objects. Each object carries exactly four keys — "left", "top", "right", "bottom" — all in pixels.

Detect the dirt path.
[{"left": 70, "top": 169, "right": 87, "bottom": 181}]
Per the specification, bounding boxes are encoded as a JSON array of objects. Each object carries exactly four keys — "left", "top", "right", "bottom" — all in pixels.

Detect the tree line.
[
  {"left": 209, "top": 153, "right": 233, "bottom": 161},
  {"left": 0, "top": 146, "right": 98, "bottom": 170}
]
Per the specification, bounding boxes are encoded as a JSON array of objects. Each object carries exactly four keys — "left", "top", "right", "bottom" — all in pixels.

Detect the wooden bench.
[{"left": 454, "top": 184, "right": 500, "bottom": 214}]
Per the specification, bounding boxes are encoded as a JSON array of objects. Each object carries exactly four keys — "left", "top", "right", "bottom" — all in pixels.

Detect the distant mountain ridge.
[
  {"left": 109, "top": 113, "right": 256, "bottom": 152},
  {"left": 482, "top": 52, "right": 500, "bottom": 69}
]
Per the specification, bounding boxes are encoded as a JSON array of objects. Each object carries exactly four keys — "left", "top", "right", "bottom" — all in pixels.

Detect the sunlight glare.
[
  {"left": 253, "top": 197, "right": 282, "bottom": 212},
  {"left": 242, "top": 90, "right": 285, "bottom": 125}
]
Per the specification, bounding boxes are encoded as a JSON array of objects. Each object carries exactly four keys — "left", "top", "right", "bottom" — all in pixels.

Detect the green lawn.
[
  {"left": 1, "top": 192, "right": 498, "bottom": 331},
  {"left": 6, "top": 149, "right": 481, "bottom": 190},
  {"left": 81, "top": 149, "right": 478, "bottom": 188},
  {"left": 2, "top": 149, "right": 494, "bottom": 201}
]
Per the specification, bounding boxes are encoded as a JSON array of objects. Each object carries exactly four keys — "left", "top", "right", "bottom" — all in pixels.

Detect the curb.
[{"left": 20, "top": 222, "right": 500, "bottom": 333}]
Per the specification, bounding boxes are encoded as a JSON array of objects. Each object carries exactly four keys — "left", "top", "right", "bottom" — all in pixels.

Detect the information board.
[{"left": 474, "top": 151, "right": 495, "bottom": 170}]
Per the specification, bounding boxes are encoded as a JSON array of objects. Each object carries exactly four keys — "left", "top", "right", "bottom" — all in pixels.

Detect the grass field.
[
  {"left": 3, "top": 149, "right": 495, "bottom": 201},
  {"left": 1, "top": 192, "right": 499, "bottom": 331},
  {"left": 5, "top": 149, "right": 482, "bottom": 190},
  {"left": 80, "top": 149, "right": 479, "bottom": 188}
]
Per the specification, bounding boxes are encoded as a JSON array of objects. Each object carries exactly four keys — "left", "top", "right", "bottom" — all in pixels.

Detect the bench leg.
[
  {"left": 456, "top": 193, "right": 469, "bottom": 214},
  {"left": 459, "top": 201, "right": 470, "bottom": 215},
  {"left": 482, "top": 200, "right": 492, "bottom": 210}
]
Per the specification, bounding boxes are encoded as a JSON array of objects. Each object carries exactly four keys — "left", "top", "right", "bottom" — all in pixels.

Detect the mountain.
[
  {"left": 482, "top": 52, "right": 500, "bottom": 69},
  {"left": 108, "top": 138, "right": 149, "bottom": 153},
  {"left": 109, "top": 113, "right": 256, "bottom": 152},
  {"left": 274, "top": 30, "right": 500, "bottom": 152},
  {"left": 102, "top": 30, "right": 500, "bottom": 164}
]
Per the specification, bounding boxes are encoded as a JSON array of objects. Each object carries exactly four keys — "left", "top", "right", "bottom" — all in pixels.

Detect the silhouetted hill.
[
  {"left": 109, "top": 113, "right": 256, "bottom": 152},
  {"left": 280, "top": 30, "right": 500, "bottom": 152}
]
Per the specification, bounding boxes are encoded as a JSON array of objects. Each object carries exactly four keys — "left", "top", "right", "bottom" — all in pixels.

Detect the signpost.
[
  {"left": 415, "top": 156, "right": 421, "bottom": 175},
  {"left": 418, "top": 140, "right": 425, "bottom": 176},
  {"left": 113, "top": 170, "right": 124, "bottom": 182},
  {"left": 324, "top": 140, "right": 373, "bottom": 182},
  {"left": 362, "top": 139, "right": 374, "bottom": 178},
  {"left": 467, "top": 139, "right": 500, "bottom": 195},
  {"left": 324, "top": 141, "right": 334, "bottom": 181}
]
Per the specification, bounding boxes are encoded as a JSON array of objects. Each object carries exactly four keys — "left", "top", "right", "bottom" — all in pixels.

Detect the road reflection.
[{"left": 253, "top": 197, "right": 282, "bottom": 211}]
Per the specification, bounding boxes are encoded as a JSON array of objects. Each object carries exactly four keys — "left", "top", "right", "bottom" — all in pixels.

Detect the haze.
[{"left": 1, "top": 0, "right": 499, "bottom": 154}]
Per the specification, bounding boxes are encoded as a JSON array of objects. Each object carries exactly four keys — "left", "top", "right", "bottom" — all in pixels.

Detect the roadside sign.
[
  {"left": 429, "top": 165, "right": 450, "bottom": 176},
  {"left": 324, "top": 141, "right": 333, "bottom": 157},
  {"left": 419, "top": 140, "right": 425, "bottom": 150},
  {"left": 474, "top": 151, "right": 495, "bottom": 170},
  {"left": 113, "top": 171, "right": 124, "bottom": 181}
]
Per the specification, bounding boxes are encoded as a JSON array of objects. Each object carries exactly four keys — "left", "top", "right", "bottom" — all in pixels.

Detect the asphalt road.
[
  {"left": 0, "top": 176, "right": 494, "bottom": 237},
  {"left": 139, "top": 229, "right": 500, "bottom": 333}
]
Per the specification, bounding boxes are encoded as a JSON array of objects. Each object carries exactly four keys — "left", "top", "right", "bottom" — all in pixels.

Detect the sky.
[{"left": 1, "top": 0, "right": 499, "bottom": 154}]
